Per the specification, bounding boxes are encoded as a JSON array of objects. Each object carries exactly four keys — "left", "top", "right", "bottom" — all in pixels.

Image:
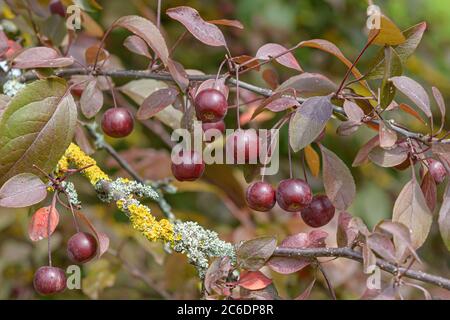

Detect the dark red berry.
[
  {"left": 276, "top": 179, "right": 312, "bottom": 212},
  {"left": 171, "top": 151, "right": 205, "bottom": 181},
  {"left": 202, "top": 120, "right": 226, "bottom": 134},
  {"left": 246, "top": 181, "right": 276, "bottom": 212},
  {"left": 301, "top": 195, "right": 335, "bottom": 228},
  {"left": 226, "top": 129, "right": 260, "bottom": 163},
  {"left": 33, "top": 266, "right": 66, "bottom": 295},
  {"left": 428, "top": 159, "right": 447, "bottom": 184},
  {"left": 67, "top": 232, "right": 98, "bottom": 263},
  {"left": 194, "top": 88, "right": 228, "bottom": 123},
  {"left": 49, "top": 0, "right": 66, "bottom": 17},
  {"left": 101, "top": 108, "right": 134, "bottom": 138}
]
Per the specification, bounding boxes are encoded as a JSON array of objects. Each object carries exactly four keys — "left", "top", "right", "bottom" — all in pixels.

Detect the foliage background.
[{"left": 0, "top": 0, "right": 449, "bottom": 299}]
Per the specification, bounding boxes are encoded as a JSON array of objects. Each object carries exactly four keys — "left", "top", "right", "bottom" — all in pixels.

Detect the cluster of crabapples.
[{"left": 33, "top": 232, "right": 97, "bottom": 295}]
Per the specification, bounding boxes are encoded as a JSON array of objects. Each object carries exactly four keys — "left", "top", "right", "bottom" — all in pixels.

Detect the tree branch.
[{"left": 273, "top": 247, "right": 450, "bottom": 291}]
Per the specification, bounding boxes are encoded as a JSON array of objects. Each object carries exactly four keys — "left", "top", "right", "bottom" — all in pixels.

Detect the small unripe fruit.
[
  {"left": 171, "top": 151, "right": 205, "bottom": 181},
  {"left": 101, "top": 108, "right": 134, "bottom": 138},
  {"left": 276, "top": 179, "right": 312, "bottom": 212},
  {"left": 194, "top": 88, "right": 228, "bottom": 123},
  {"left": 428, "top": 159, "right": 447, "bottom": 184},
  {"left": 246, "top": 181, "right": 276, "bottom": 212},
  {"left": 33, "top": 266, "right": 66, "bottom": 295},
  {"left": 67, "top": 232, "right": 97, "bottom": 263},
  {"left": 226, "top": 129, "right": 260, "bottom": 163},
  {"left": 49, "top": 0, "right": 66, "bottom": 17},
  {"left": 301, "top": 195, "right": 335, "bottom": 228}
]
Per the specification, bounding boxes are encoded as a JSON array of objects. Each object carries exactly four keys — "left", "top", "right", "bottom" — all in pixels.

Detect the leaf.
[
  {"left": 75, "top": 211, "right": 110, "bottom": 257},
  {"left": 336, "top": 121, "right": 361, "bottom": 136},
  {"left": 0, "top": 30, "right": 8, "bottom": 57},
  {"left": 268, "top": 231, "right": 327, "bottom": 275},
  {"left": 362, "top": 245, "right": 377, "bottom": 274},
  {"left": 295, "top": 278, "right": 316, "bottom": 300},
  {"left": 320, "top": 145, "right": 356, "bottom": 210},
  {"left": 0, "top": 78, "right": 77, "bottom": 186},
  {"left": 0, "top": 173, "right": 47, "bottom": 208},
  {"left": 298, "top": 39, "right": 365, "bottom": 82},
  {"left": 137, "top": 87, "right": 179, "bottom": 120},
  {"left": 379, "top": 122, "right": 397, "bottom": 149},
  {"left": 438, "top": 182, "right": 450, "bottom": 250},
  {"left": 367, "top": 232, "right": 396, "bottom": 262},
  {"left": 366, "top": 47, "right": 403, "bottom": 81},
  {"left": 236, "top": 237, "right": 277, "bottom": 271},
  {"left": 262, "top": 69, "right": 279, "bottom": 89},
  {"left": 277, "top": 73, "right": 337, "bottom": 98},
  {"left": 336, "top": 212, "right": 359, "bottom": 247},
  {"left": 250, "top": 91, "right": 297, "bottom": 120},
  {"left": 396, "top": 22, "right": 427, "bottom": 62},
  {"left": 432, "top": 87, "right": 446, "bottom": 132},
  {"left": 368, "top": 145, "right": 408, "bottom": 168},
  {"left": 238, "top": 271, "right": 272, "bottom": 290},
  {"left": 304, "top": 145, "right": 320, "bottom": 177},
  {"left": 166, "top": 6, "right": 227, "bottom": 47},
  {"left": 209, "top": 19, "right": 244, "bottom": 29},
  {"left": 80, "top": 79, "right": 103, "bottom": 118},
  {"left": 12, "top": 47, "right": 74, "bottom": 69},
  {"left": 421, "top": 172, "right": 437, "bottom": 212},
  {"left": 85, "top": 46, "right": 108, "bottom": 65},
  {"left": 28, "top": 206, "right": 59, "bottom": 241},
  {"left": 167, "top": 59, "right": 189, "bottom": 91},
  {"left": 289, "top": 96, "right": 333, "bottom": 152},
  {"left": 123, "top": 35, "right": 152, "bottom": 58},
  {"left": 343, "top": 100, "right": 364, "bottom": 122},
  {"left": 256, "top": 43, "right": 302, "bottom": 71},
  {"left": 369, "top": 15, "right": 406, "bottom": 46},
  {"left": 205, "top": 256, "right": 232, "bottom": 295},
  {"left": 114, "top": 15, "right": 169, "bottom": 66},
  {"left": 352, "top": 135, "right": 380, "bottom": 167},
  {"left": 380, "top": 47, "right": 400, "bottom": 109},
  {"left": 392, "top": 178, "right": 433, "bottom": 249},
  {"left": 398, "top": 103, "right": 427, "bottom": 125},
  {"left": 390, "top": 76, "right": 431, "bottom": 118}
]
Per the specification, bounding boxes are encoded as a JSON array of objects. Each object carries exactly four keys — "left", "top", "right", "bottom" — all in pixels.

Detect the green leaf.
[
  {"left": 0, "top": 78, "right": 77, "bottom": 186},
  {"left": 369, "top": 15, "right": 406, "bottom": 46}
]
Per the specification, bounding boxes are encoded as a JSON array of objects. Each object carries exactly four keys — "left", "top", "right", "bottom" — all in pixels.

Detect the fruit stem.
[
  {"left": 235, "top": 66, "right": 241, "bottom": 129},
  {"left": 107, "top": 77, "right": 119, "bottom": 108},
  {"left": 47, "top": 194, "right": 57, "bottom": 267},
  {"left": 302, "top": 150, "right": 309, "bottom": 184}
]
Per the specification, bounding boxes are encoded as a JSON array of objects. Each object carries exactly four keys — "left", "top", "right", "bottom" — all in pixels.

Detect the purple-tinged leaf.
[
  {"left": 336, "top": 212, "right": 359, "bottom": 247},
  {"left": 379, "top": 122, "right": 397, "bottom": 149},
  {"left": 0, "top": 173, "right": 47, "bottom": 208},
  {"left": 262, "top": 69, "right": 279, "bottom": 89},
  {"left": 367, "top": 232, "right": 396, "bottom": 262},
  {"left": 432, "top": 87, "right": 446, "bottom": 132},
  {"left": 277, "top": 73, "right": 337, "bottom": 97},
  {"left": 396, "top": 22, "right": 427, "bottom": 62},
  {"left": 115, "top": 15, "right": 169, "bottom": 66},
  {"left": 238, "top": 271, "right": 272, "bottom": 291},
  {"left": 267, "top": 230, "right": 327, "bottom": 275},
  {"left": 393, "top": 178, "right": 432, "bottom": 249},
  {"left": 390, "top": 76, "right": 431, "bottom": 118},
  {"left": 166, "top": 6, "right": 227, "bottom": 47},
  {"left": 205, "top": 257, "right": 232, "bottom": 295},
  {"left": 265, "top": 97, "right": 299, "bottom": 112},
  {"left": 352, "top": 135, "right": 380, "bottom": 167},
  {"left": 438, "top": 182, "right": 450, "bottom": 251},
  {"left": 28, "top": 206, "right": 59, "bottom": 241},
  {"left": 256, "top": 43, "right": 302, "bottom": 71},
  {"left": 12, "top": 47, "right": 74, "bottom": 69},
  {"left": 362, "top": 244, "right": 376, "bottom": 274},
  {"left": 80, "top": 79, "right": 104, "bottom": 119},
  {"left": 343, "top": 100, "right": 364, "bottom": 122},
  {"left": 209, "top": 19, "right": 244, "bottom": 29},
  {"left": 167, "top": 59, "right": 189, "bottom": 91},
  {"left": 289, "top": 96, "right": 333, "bottom": 152},
  {"left": 0, "top": 31, "right": 9, "bottom": 57},
  {"left": 137, "top": 87, "right": 179, "bottom": 120},
  {"left": 320, "top": 145, "right": 356, "bottom": 210},
  {"left": 236, "top": 237, "right": 277, "bottom": 271},
  {"left": 85, "top": 46, "right": 109, "bottom": 65},
  {"left": 74, "top": 124, "right": 95, "bottom": 155},
  {"left": 421, "top": 171, "right": 437, "bottom": 212},
  {"left": 336, "top": 120, "right": 361, "bottom": 136},
  {"left": 124, "top": 35, "right": 152, "bottom": 58},
  {"left": 368, "top": 144, "right": 408, "bottom": 168}
]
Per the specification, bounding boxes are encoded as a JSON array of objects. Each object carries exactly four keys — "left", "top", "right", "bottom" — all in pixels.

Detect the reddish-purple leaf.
[
  {"left": 166, "top": 6, "right": 227, "bottom": 47},
  {"left": 343, "top": 100, "right": 364, "bottom": 122},
  {"left": 123, "top": 35, "right": 152, "bottom": 58},
  {"left": 336, "top": 120, "right": 361, "bottom": 136},
  {"left": 262, "top": 69, "right": 279, "bottom": 89},
  {"left": 74, "top": 124, "right": 95, "bottom": 155},
  {"left": 368, "top": 145, "right": 408, "bottom": 168},
  {"left": 80, "top": 79, "right": 104, "bottom": 119},
  {"left": 352, "top": 135, "right": 380, "bottom": 167},
  {"left": 336, "top": 212, "right": 359, "bottom": 247},
  {"left": 28, "top": 206, "right": 59, "bottom": 241},
  {"left": 438, "top": 182, "right": 450, "bottom": 251},
  {"left": 75, "top": 211, "right": 110, "bottom": 258},
  {"left": 137, "top": 87, "right": 179, "bottom": 120},
  {"left": 432, "top": 87, "right": 446, "bottom": 132},
  {"left": 265, "top": 96, "right": 299, "bottom": 112},
  {"left": 421, "top": 171, "right": 437, "bottom": 212},
  {"left": 0, "top": 173, "right": 47, "bottom": 208},
  {"left": 289, "top": 96, "right": 333, "bottom": 152},
  {"left": 256, "top": 43, "right": 302, "bottom": 72},
  {"left": 277, "top": 73, "right": 337, "bottom": 97},
  {"left": 209, "top": 19, "right": 244, "bottom": 29},
  {"left": 0, "top": 31, "right": 9, "bottom": 57},
  {"left": 320, "top": 145, "right": 356, "bottom": 210},
  {"left": 236, "top": 237, "right": 277, "bottom": 271},
  {"left": 238, "top": 271, "right": 272, "bottom": 290},
  {"left": 267, "top": 230, "right": 327, "bottom": 275},
  {"left": 115, "top": 15, "right": 169, "bottom": 66},
  {"left": 367, "top": 232, "right": 396, "bottom": 262},
  {"left": 167, "top": 59, "right": 189, "bottom": 91},
  {"left": 379, "top": 122, "right": 397, "bottom": 149},
  {"left": 12, "top": 47, "right": 74, "bottom": 69},
  {"left": 390, "top": 76, "right": 431, "bottom": 118}
]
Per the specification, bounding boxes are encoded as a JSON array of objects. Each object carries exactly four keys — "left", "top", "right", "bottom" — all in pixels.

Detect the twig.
[{"left": 273, "top": 247, "right": 450, "bottom": 291}]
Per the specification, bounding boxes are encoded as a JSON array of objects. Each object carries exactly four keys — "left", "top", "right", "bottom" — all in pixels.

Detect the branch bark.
[{"left": 273, "top": 247, "right": 450, "bottom": 291}]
